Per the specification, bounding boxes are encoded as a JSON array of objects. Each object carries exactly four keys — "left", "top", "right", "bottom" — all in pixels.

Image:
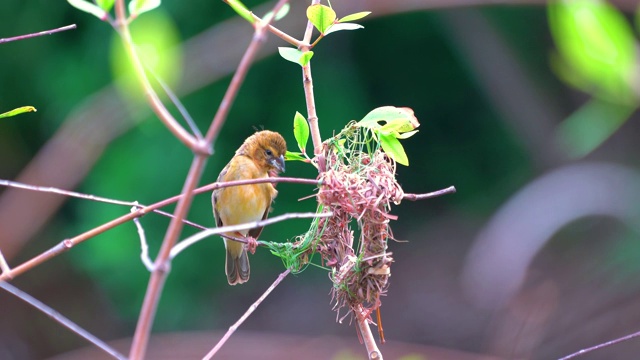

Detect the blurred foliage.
[
  {"left": 549, "top": 0, "right": 639, "bottom": 157},
  {"left": 110, "top": 9, "right": 182, "bottom": 104},
  {"left": 549, "top": 0, "right": 636, "bottom": 103}
]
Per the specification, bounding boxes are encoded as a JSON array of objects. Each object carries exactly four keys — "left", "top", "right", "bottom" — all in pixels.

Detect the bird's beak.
[{"left": 272, "top": 155, "right": 285, "bottom": 173}]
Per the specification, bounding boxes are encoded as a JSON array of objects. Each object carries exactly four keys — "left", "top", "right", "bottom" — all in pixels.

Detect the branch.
[
  {"left": 250, "top": 13, "right": 306, "bottom": 47},
  {"left": 204, "top": 0, "right": 291, "bottom": 143},
  {"left": 300, "top": 0, "right": 323, "bottom": 155},
  {"left": 403, "top": 185, "right": 457, "bottom": 201},
  {"left": 0, "top": 24, "right": 76, "bottom": 44},
  {"left": 113, "top": 0, "right": 201, "bottom": 153},
  {"left": 0, "top": 178, "right": 137, "bottom": 206},
  {"left": 0, "top": 282, "right": 127, "bottom": 360},
  {"left": 558, "top": 330, "right": 640, "bottom": 360},
  {"left": 202, "top": 269, "right": 291, "bottom": 359},
  {"left": 169, "top": 211, "right": 333, "bottom": 259},
  {"left": 129, "top": 156, "right": 206, "bottom": 360},
  {"left": 0, "top": 249, "right": 10, "bottom": 275},
  {"left": 144, "top": 64, "right": 203, "bottom": 140},
  {"left": 0, "top": 177, "right": 318, "bottom": 233},
  {"left": 355, "top": 305, "right": 383, "bottom": 360},
  {"left": 0, "top": 176, "right": 319, "bottom": 282},
  {"left": 128, "top": 0, "right": 291, "bottom": 358},
  {"left": 132, "top": 207, "right": 155, "bottom": 272}
]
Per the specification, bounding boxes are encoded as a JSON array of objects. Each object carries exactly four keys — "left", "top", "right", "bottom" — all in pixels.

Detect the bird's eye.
[{"left": 265, "top": 149, "right": 273, "bottom": 157}]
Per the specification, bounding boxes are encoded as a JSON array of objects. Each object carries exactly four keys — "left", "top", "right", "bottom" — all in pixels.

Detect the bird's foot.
[{"left": 245, "top": 236, "right": 258, "bottom": 254}]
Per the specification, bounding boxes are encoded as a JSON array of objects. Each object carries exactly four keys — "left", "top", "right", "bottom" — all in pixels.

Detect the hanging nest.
[{"left": 314, "top": 125, "right": 404, "bottom": 321}]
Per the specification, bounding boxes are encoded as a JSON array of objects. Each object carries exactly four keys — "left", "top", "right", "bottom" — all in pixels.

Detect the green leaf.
[
  {"left": 357, "top": 106, "right": 419, "bottom": 132},
  {"left": 67, "top": 0, "right": 108, "bottom": 20},
  {"left": 129, "top": 0, "right": 161, "bottom": 18},
  {"left": 636, "top": 4, "right": 640, "bottom": 35},
  {"left": 293, "top": 111, "right": 310, "bottom": 153},
  {"left": 96, "top": 0, "right": 115, "bottom": 12},
  {"left": 0, "top": 106, "right": 37, "bottom": 119},
  {"left": 285, "top": 151, "right": 307, "bottom": 162},
  {"left": 264, "top": 3, "right": 290, "bottom": 22},
  {"left": 339, "top": 11, "right": 371, "bottom": 23},
  {"left": 548, "top": 0, "right": 636, "bottom": 103},
  {"left": 278, "top": 47, "right": 314, "bottom": 66},
  {"left": 226, "top": 0, "right": 255, "bottom": 24},
  {"left": 300, "top": 51, "right": 313, "bottom": 66},
  {"left": 556, "top": 98, "right": 635, "bottom": 158},
  {"left": 278, "top": 47, "right": 302, "bottom": 64},
  {"left": 378, "top": 118, "right": 419, "bottom": 135},
  {"left": 393, "top": 129, "right": 419, "bottom": 139},
  {"left": 378, "top": 131, "right": 409, "bottom": 166},
  {"left": 306, "top": 4, "right": 336, "bottom": 34},
  {"left": 324, "top": 23, "right": 363, "bottom": 36}
]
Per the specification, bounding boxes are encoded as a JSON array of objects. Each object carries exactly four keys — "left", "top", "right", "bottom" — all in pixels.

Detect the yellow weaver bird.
[{"left": 212, "top": 130, "right": 287, "bottom": 285}]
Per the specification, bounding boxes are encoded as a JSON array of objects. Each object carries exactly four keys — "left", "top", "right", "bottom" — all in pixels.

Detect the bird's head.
[{"left": 241, "top": 130, "right": 287, "bottom": 174}]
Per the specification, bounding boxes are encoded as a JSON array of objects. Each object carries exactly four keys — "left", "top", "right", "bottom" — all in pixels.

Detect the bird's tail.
[{"left": 226, "top": 248, "right": 250, "bottom": 285}]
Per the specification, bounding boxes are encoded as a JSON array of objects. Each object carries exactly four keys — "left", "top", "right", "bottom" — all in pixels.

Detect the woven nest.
[{"left": 315, "top": 130, "right": 404, "bottom": 321}]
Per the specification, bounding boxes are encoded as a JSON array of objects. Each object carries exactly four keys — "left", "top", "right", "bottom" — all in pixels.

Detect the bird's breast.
[{"left": 217, "top": 184, "right": 273, "bottom": 236}]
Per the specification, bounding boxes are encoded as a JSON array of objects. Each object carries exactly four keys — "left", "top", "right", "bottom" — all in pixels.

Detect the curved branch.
[
  {"left": 113, "top": 0, "right": 200, "bottom": 152},
  {"left": 169, "top": 211, "right": 333, "bottom": 259}
]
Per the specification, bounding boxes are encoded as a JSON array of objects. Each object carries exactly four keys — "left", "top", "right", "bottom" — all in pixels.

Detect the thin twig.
[
  {"left": 403, "top": 185, "right": 457, "bottom": 201},
  {"left": 0, "top": 24, "right": 77, "bottom": 44},
  {"left": 0, "top": 176, "right": 319, "bottom": 282},
  {"left": 0, "top": 282, "right": 127, "bottom": 360},
  {"left": 0, "top": 177, "right": 209, "bottom": 230},
  {"left": 558, "top": 330, "right": 640, "bottom": 360},
  {"left": 0, "top": 177, "right": 317, "bottom": 232},
  {"left": 145, "top": 64, "right": 203, "bottom": 140},
  {"left": 170, "top": 211, "right": 333, "bottom": 259},
  {"left": 250, "top": 13, "right": 306, "bottom": 47},
  {"left": 202, "top": 269, "right": 291, "bottom": 360},
  {"left": 0, "top": 240, "right": 74, "bottom": 281},
  {"left": 113, "top": 0, "right": 201, "bottom": 153},
  {"left": 152, "top": 208, "right": 208, "bottom": 230},
  {"left": 132, "top": 206, "right": 155, "bottom": 272},
  {"left": 204, "top": 0, "right": 290, "bottom": 143},
  {"left": 0, "top": 177, "right": 319, "bottom": 205},
  {"left": 355, "top": 304, "right": 383, "bottom": 360},
  {"left": 0, "top": 249, "right": 10, "bottom": 274},
  {"left": 0, "top": 178, "right": 136, "bottom": 206}
]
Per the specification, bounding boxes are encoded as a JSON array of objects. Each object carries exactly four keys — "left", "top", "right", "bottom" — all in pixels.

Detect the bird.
[{"left": 212, "top": 130, "right": 287, "bottom": 285}]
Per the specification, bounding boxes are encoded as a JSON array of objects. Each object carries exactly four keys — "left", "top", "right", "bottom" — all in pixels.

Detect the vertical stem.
[
  {"left": 300, "top": 0, "right": 323, "bottom": 155},
  {"left": 124, "top": 0, "right": 291, "bottom": 358},
  {"left": 302, "top": 64, "right": 322, "bottom": 154},
  {"left": 129, "top": 156, "right": 206, "bottom": 360},
  {"left": 355, "top": 305, "right": 383, "bottom": 360},
  {"left": 298, "top": 2, "right": 382, "bottom": 358}
]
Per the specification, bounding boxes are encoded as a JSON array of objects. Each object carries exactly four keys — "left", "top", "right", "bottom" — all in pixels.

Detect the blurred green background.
[{"left": 2, "top": 1, "right": 640, "bottom": 359}]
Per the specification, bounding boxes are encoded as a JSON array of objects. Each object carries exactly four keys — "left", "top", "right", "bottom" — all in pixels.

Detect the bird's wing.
[
  {"left": 247, "top": 199, "right": 271, "bottom": 239},
  {"left": 211, "top": 162, "right": 229, "bottom": 228}
]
